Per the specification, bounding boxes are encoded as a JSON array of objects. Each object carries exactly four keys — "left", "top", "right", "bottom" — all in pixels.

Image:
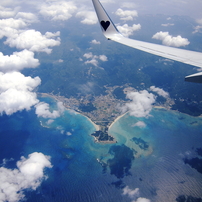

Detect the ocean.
[{"left": 0, "top": 97, "right": 202, "bottom": 202}]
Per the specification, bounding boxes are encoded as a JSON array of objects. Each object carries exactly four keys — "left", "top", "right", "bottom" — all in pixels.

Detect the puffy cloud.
[
  {"left": 120, "top": 87, "right": 170, "bottom": 118},
  {"left": 4, "top": 30, "right": 61, "bottom": 54},
  {"left": 83, "top": 52, "right": 93, "bottom": 59},
  {"left": 135, "top": 198, "right": 151, "bottom": 202},
  {"left": 117, "top": 24, "right": 141, "bottom": 37},
  {"left": 0, "top": 18, "right": 27, "bottom": 30},
  {"left": 132, "top": 121, "right": 146, "bottom": 128},
  {"left": 123, "top": 186, "right": 139, "bottom": 199},
  {"left": 39, "top": 1, "right": 77, "bottom": 21},
  {"left": 0, "top": 72, "right": 41, "bottom": 115},
  {"left": 121, "top": 90, "right": 156, "bottom": 118},
  {"left": 85, "top": 58, "right": 98, "bottom": 66},
  {"left": 122, "top": 186, "right": 151, "bottom": 202},
  {"left": 76, "top": 11, "right": 97, "bottom": 25},
  {"left": 83, "top": 52, "right": 108, "bottom": 66},
  {"left": 35, "top": 102, "right": 65, "bottom": 119},
  {"left": 152, "top": 31, "right": 190, "bottom": 47},
  {"left": 149, "top": 86, "right": 169, "bottom": 99},
  {"left": 91, "top": 39, "right": 100, "bottom": 44},
  {"left": 115, "top": 8, "right": 138, "bottom": 21},
  {"left": 66, "top": 132, "right": 72, "bottom": 136},
  {"left": 0, "top": 152, "right": 52, "bottom": 202},
  {"left": 99, "top": 55, "right": 108, "bottom": 62},
  {"left": 0, "top": 50, "right": 39, "bottom": 72}
]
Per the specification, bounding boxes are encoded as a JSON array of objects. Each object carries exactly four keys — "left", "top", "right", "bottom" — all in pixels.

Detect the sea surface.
[{"left": 0, "top": 97, "right": 202, "bottom": 202}]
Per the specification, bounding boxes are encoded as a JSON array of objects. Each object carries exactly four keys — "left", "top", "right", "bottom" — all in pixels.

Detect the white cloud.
[
  {"left": 5, "top": 30, "right": 61, "bottom": 54},
  {"left": 161, "top": 23, "right": 174, "bottom": 27},
  {"left": 134, "top": 197, "right": 151, "bottom": 202},
  {"left": 149, "top": 86, "right": 169, "bottom": 99},
  {"left": 83, "top": 52, "right": 108, "bottom": 66},
  {"left": 196, "top": 18, "right": 202, "bottom": 25},
  {"left": 123, "top": 186, "right": 151, "bottom": 202},
  {"left": 121, "top": 90, "right": 156, "bottom": 118},
  {"left": 91, "top": 39, "right": 100, "bottom": 44},
  {"left": 115, "top": 8, "right": 138, "bottom": 21},
  {"left": 35, "top": 101, "right": 65, "bottom": 119},
  {"left": 193, "top": 25, "right": 202, "bottom": 34},
  {"left": 120, "top": 87, "right": 170, "bottom": 118},
  {"left": 0, "top": 50, "right": 39, "bottom": 72},
  {"left": 152, "top": 31, "right": 190, "bottom": 47},
  {"left": 117, "top": 24, "right": 141, "bottom": 37},
  {"left": 39, "top": 1, "right": 77, "bottom": 21},
  {"left": 83, "top": 52, "right": 93, "bottom": 59},
  {"left": 123, "top": 186, "right": 139, "bottom": 199},
  {"left": 99, "top": 55, "right": 108, "bottom": 62},
  {"left": 0, "top": 152, "right": 52, "bottom": 202},
  {"left": 76, "top": 11, "right": 97, "bottom": 25},
  {"left": 85, "top": 58, "right": 98, "bottom": 66},
  {"left": 15, "top": 12, "right": 38, "bottom": 24},
  {"left": 0, "top": 72, "right": 40, "bottom": 115},
  {"left": 78, "top": 82, "right": 94, "bottom": 94},
  {"left": 0, "top": 6, "right": 17, "bottom": 18},
  {"left": 66, "top": 132, "right": 72, "bottom": 136},
  {"left": 0, "top": 18, "right": 27, "bottom": 30},
  {"left": 132, "top": 121, "right": 146, "bottom": 128}
]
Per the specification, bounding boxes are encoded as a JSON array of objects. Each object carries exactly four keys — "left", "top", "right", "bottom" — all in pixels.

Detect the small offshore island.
[{"left": 39, "top": 85, "right": 173, "bottom": 144}]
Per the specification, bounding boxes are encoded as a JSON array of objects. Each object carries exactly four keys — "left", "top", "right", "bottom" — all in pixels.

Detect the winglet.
[
  {"left": 185, "top": 72, "right": 202, "bottom": 83},
  {"left": 92, "top": 0, "right": 122, "bottom": 40}
]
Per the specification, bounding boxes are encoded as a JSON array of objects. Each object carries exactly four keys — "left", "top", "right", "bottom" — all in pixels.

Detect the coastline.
[
  {"left": 108, "top": 112, "right": 128, "bottom": 131},
  {"left": 39, "top": 92, "right": 100, "bottom": 131}
]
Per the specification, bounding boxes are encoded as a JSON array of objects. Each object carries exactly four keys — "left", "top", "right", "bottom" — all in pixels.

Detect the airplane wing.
[{"left": 92, "top": 0, "right": 202, "bottom": 83}]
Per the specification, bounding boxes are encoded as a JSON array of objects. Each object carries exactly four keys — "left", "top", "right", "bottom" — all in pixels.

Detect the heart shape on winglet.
[{"left": 100, "top": 21, "right": 110, "bottom": 31}]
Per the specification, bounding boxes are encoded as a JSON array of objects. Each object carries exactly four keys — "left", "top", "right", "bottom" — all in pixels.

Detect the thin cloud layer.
[
  {"left": 0, "top": 152, "right": 52, "bottom": 202},
  {"left": 0, "top": 6, "right": 17, "bottom": 18},
  {"left": 132, "top": 121, "right": 146, "bottom": 128},
  {"left": 117, "top": 24, "right": 141, "bottom": 37},
  {"left": 0, "top": 72, "right": 41, "bottom": 115},
  {"left": 15, "top": 12, "right": 39, "bottom": 24},
  {"left": 152, "top": 31, "right": 190, "bottom": 47},
  {"left": 35, "top": 102, "right": 65, "bottom": 119},
  {"left": 149, "top": 86, "right": 169, "bottom": 99},
  {"left": 115, "top": 8, "right": 138, "bottom": 21}
]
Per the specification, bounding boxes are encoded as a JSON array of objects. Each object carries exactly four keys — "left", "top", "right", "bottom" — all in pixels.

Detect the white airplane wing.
[{"left": 92, "top": 0, "right": 202, "bottom": 83}]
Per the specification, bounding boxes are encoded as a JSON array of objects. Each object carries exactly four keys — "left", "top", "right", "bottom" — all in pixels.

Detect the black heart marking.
[{"left": 100, "top": 21, "right": 110, "bottom": 31}]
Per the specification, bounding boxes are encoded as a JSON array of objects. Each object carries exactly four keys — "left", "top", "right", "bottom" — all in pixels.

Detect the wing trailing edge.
[{"left": 92, "top": 0, "right": 202, "bottom": 83}]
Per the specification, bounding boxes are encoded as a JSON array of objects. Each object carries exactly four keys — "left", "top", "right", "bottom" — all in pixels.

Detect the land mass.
[{"left": 39, "top": 84, "right": 173, "bottom": 143}]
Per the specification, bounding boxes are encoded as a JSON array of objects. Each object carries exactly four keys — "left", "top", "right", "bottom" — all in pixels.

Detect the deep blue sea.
[{"left": 1, "top": 97, "right": 202, "bottom": 202}]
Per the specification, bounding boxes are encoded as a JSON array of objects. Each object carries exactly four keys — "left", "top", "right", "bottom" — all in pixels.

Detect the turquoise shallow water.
[{"left": 0, "top": 97, "right": 202, "bottom": 202}]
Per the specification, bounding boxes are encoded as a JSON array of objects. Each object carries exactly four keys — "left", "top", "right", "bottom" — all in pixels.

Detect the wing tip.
[{"left": 185, "top": 72, "right": 202, "bottom": 83}]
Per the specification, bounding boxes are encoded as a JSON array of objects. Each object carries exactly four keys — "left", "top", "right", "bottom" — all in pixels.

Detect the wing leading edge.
[{"left": 92, "top": 0, "right": 202, "bottom": 83}]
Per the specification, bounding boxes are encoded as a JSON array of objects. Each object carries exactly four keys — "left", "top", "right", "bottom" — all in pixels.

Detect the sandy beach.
[{"left": 108, "top": 112, "right": 128, "bottom": 131}]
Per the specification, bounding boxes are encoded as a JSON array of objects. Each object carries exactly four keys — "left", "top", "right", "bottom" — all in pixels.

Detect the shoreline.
[
  {"left": 108, "top": 112, "right": 128, "bottom": 131},
  {"left": 39, "top": 92, "right": 101, "bottom": 131}
]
